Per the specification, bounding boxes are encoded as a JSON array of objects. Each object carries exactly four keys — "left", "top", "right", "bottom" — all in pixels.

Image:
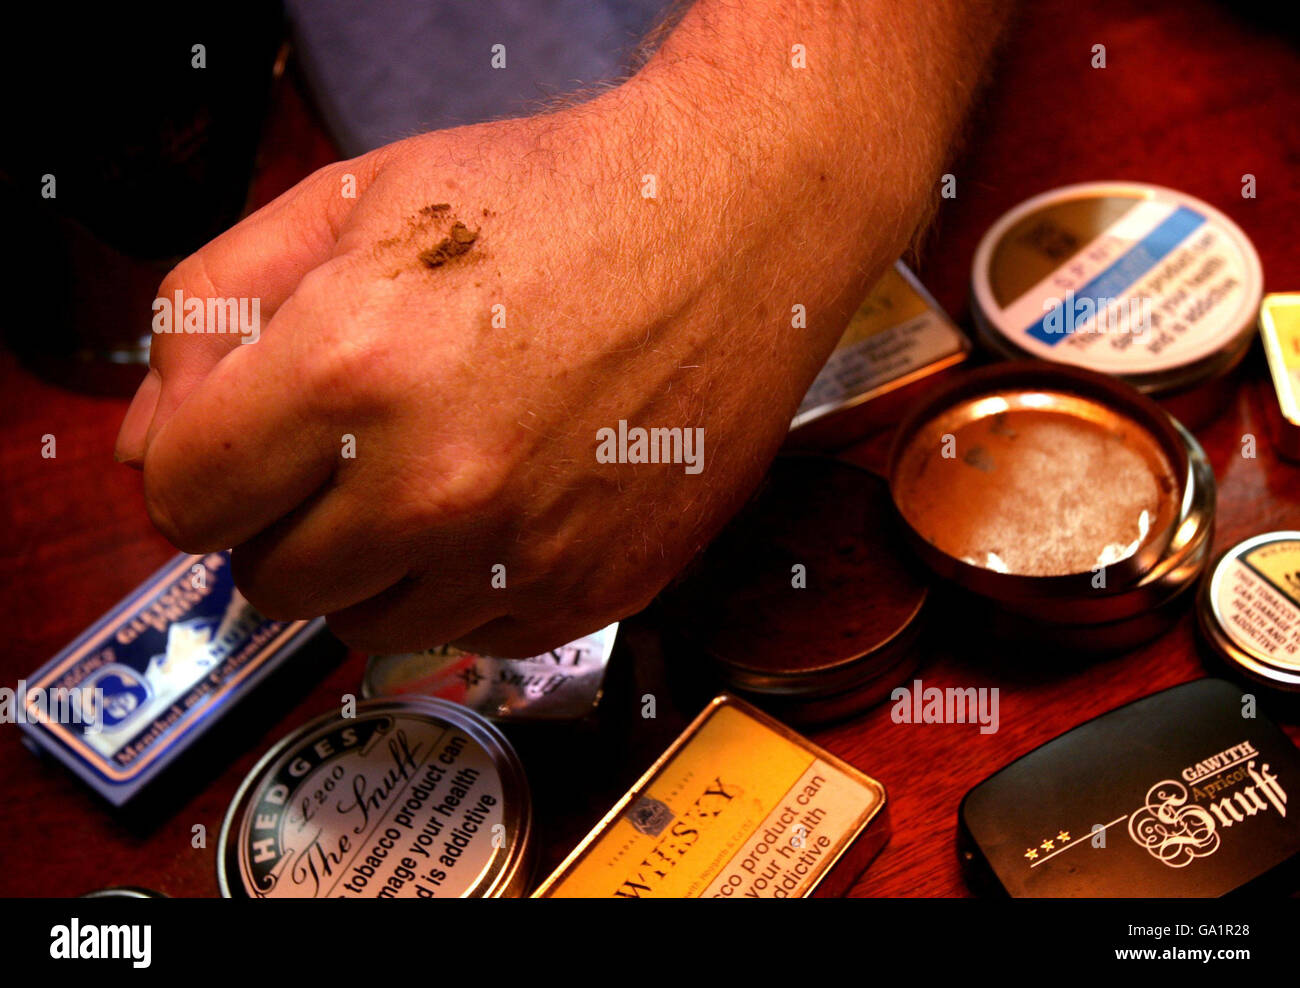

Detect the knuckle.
[
  {"left": 512, "top": 532, "right": 568, "bottom": 582},
  {"left": 294, "top": 309, "right": 391, "bottom": 415},
  {"left": 391, "top": 458, "right": 512, "bottom": 538},
  {"left": 305, "top": 159, "right": 360, "bottom": 197},
  {"left": 157, "top": 250, "right": 217, "bottom": 301},
  {"left": 447, "top": 460, "right": 513, "bottom": 520},
  {"left": 300, "top": 336, "right": 388, "bottom": 412}
]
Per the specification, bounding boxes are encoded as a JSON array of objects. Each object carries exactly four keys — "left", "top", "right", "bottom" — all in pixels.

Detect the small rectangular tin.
[
  {"left": 1259, "top": 293, "right": 1300, "bottom": 461},
  {"left": 533, "top": 694, "right": 888, "bottom": 897},
  {"left": 19, "top": 551, "right": 323, "bottom": 806},
  {"left": 787, "top": 261, "right": 969, "bottom": 447},
  {"left": 959, "top": 679, "right": 1300, "bottom": 897},
  {"left": 361, "top": 624, "right": 619, "bottom": 721}
]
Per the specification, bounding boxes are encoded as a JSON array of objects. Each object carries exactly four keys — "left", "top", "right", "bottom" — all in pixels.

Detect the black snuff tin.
[{"left": 958, "top": 678, "right": 1300, "bottom": 897}]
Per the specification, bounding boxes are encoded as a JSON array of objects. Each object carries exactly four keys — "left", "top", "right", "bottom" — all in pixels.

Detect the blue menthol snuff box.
[{"left": 18, "top": 551, "right": 324, "bottom": 807}]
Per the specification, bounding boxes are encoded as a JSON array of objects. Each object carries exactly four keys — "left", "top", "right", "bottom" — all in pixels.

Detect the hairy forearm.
[
  {"left": 643, "top": 0, "right": 1011, "bottom": 254},
  {"left": 121, "top": 1, "right": 1015, "bottom": 653},
  {"left": 593, "top": 0, "right": 1012, "bottom": 418}
]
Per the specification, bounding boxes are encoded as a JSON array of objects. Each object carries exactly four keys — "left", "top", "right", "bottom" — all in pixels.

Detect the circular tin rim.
[
  {"left": 80, "top": 887, "right": 167, "bottom": 899},
  {"left": 970, "top": 181, "right": 1263, "bottom": 393},
  {"left": 682, "top": 455, "right": 930, "bottom": 700},
  {"left": 715, "top": 589, "right": 927, "bottom": 698},
  {"left": 744, "top": 643, "right": 924, "bottom": 725},
  {"left": 1198, "top": 531, "right": 1300, "bottom": 691},
  {"left": 887, "top": 361, "right": 1190, "bottom": 598},
  {"left": 217, "top": 697, "right": 532, "bottom": 898},
  {"left": 973, "top": 305, "right": 1256, "bottom": 401}
]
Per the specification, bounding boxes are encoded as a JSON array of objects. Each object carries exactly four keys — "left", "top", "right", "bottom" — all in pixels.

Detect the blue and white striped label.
[
  {"left": 1024, "top": 206, "right": 1205, "bottom": 346},
  {"left": 987, "top": 195, "right": 1255, "bottom": 375}
]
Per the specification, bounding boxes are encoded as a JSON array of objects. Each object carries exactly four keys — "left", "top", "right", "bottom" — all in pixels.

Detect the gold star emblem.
[
  {"left": 1024, "top": 848, "right": 1038, "bottom": 861},
  {"left": 1041, "top": 840, "right": 1055, "bottom": 852},
  {"left": 1057, "top": 831, "right": 1071, "bottom": 843}
]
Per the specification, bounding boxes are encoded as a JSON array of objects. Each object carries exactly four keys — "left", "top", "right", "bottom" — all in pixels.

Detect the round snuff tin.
[
  {"left": 888, "top": 362, "right": 1189, "bottom": 598},
  {"left": 886, "top": 362, "right": 1215, "bottom": 650},
  {"left": 657, "top": 455, "right": 928, "bottom": 723},
  {"left": 218, "top": 697, "right": 532, "bottom": 897},
  {"left": 971, "top": 181, "right": 1262, "bottom": 405},
  {"left": 1199, "top": 532, "right": 1300, "bottom": 691}
]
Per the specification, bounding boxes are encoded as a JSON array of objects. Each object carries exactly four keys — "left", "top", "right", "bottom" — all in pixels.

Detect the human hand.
[
  {"left": 116, "top": 84, "right": 833, "bottom": 655},
  {"left": 116, "top": 0, "right": 1007, "bottom": 656}
]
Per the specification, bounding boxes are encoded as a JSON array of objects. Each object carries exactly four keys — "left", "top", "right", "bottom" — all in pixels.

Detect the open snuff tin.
[
  {"left": 361, "top": 624, "right": 618, "bottom": 721},
  {"left": 218, "top": 697, "right": 532, "bottom": 897},
  {"left": 887, "top": 362, "right": 1214, "bottom": 644}
]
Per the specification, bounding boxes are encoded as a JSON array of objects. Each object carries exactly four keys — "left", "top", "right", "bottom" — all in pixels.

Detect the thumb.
[{"left": 114, "top": 152, "right": 385, "bottom": 465}]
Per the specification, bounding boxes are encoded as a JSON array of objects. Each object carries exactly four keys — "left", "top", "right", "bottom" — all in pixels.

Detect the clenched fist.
[{"left": 114, "top": 0, "right": 1006, "bottom": 656}]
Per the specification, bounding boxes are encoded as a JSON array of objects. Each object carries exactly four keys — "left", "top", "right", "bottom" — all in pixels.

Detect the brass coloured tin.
[
  {"left": 533, "top": 695, "right": 888, "bottom": 898},
  {"left": 887, "top": 363, "right": 1215, "bottom": 647},
  {"left": 1259, "top": 294, "right": 1300, "bottom": 462},
  {"left": 657, "top": 456, "right": 929, "bottom": 724},
  {"left": 889, "top": 362, "right": 1191, "bottom": 599}
]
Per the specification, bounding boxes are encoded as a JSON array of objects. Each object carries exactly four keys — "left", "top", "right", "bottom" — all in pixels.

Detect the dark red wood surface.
[{"left": 2, "top": 0, "right": 1298, "bottom": 897}]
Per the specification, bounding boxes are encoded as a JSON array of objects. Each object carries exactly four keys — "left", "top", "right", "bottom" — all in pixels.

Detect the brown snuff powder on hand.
[
  {"left": 375, "top": 204, "right": 454, "bottom": 252},
  {"left": 418, "top": 222, "right": 479, "bottom": 268}
]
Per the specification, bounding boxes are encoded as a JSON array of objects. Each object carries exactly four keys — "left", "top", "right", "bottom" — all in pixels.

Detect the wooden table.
[{"left": 2, "top": 0, "right": 1298, "bottom": 897}]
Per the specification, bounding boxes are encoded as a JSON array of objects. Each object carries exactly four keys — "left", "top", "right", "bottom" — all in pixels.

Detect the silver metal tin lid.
[
  {"left": 1198, "top": 532, "right": 1300, "bottom": 692},
  {"left": 361, "top": 624, "right": 618, "bottom": 721},
  {"left": 970, "top": 181, "right": 1262, "bottom": 399},
  {"left": 218, "top": 697, "right": 532, "bottom": 897},
  {"left": 80, "top": 887, "right": 167, "bottom": 898}
]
